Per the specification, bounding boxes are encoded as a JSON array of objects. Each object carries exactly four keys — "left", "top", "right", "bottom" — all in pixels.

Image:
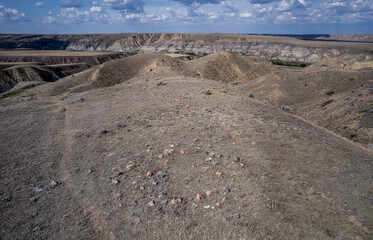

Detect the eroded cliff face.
[{"left": 1, "top": 33, "right": 372, "bottom": 62}]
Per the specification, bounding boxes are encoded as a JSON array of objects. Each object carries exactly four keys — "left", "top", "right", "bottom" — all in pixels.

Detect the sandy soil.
[{"left": 0, "top": 51, "right": 372, "bottom": 239}]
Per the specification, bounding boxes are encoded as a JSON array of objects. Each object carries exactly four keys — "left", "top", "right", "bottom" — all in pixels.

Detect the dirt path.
[{"left": 57, "top": 99, "right": 116, "bottom": 239}]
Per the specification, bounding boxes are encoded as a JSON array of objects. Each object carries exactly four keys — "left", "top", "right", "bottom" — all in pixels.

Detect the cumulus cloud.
[
  {"left": 276, "top": 0, "right": 307, "bottom": 12},
  {"left": 90, "top": 6, "right": 105, "bottom": 13},
  {"left": 172, "top": 0, "right": 220, "bottom": 6},
  {"left": 101, "top": 0, "right": 145, "bottom": 13},
  {"left": 22, "top": 0, "right": 373, "bottom": 32},
  {"left": 58, "top": 0, "right": 82, "bottom": 8},
  {"left": 35, "top": 2, "right": 44, "bottom": 7},
  {"left": 0, "top": 5, "right": 26, "bottom": 21},
  {"left": 249, "top": 0, "right": 280, "bottom": 4},
  {"left": 240, "top": 12, "right": 252, "bottom": 17}
]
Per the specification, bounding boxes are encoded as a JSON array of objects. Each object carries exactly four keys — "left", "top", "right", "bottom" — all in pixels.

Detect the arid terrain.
[{"left": 0, "top": 33, "right": 372, "bottom": 239}]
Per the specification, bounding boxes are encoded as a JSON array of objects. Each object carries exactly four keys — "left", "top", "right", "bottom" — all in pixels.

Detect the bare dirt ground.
[{"left": 0, "top": 51, "right": 372, "bottom": 239}]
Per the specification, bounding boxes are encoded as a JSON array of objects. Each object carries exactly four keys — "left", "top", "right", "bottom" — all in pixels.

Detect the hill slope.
[{"left": 1, "top": 72, "right": 372, "bottom": 239}]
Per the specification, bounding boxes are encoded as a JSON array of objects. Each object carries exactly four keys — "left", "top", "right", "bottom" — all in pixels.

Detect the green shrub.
[{"left": 2, "top": 90, "right": 25, "bottom": 99}]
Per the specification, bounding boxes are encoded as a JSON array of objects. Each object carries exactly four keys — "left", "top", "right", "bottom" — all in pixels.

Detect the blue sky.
[{"left": 0, "top": 0, "right": 372, "bottom": 34}]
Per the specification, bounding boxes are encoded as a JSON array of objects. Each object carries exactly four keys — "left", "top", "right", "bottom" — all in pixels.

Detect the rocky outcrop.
[{"left": 0, "top": 33, "right": 372, "bottom": 63}]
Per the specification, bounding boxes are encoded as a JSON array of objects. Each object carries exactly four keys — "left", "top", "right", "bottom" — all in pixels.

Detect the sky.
[{"left": 0, "top": 0, "right": 372, "bottom": 34}]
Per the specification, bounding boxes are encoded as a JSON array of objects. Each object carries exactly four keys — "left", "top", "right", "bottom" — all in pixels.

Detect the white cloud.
[
  {"left": 36, "top": 0, "right": 373, "bottom": 29},
  {"left": 90, "top": 6, "right": 104, "bottom": 13},
  {"left": 0, "top": 5, "right": 26, "bottom": 21},
  {"left": 240, "top": 12, "right": 252, "bottom": 17},
  {"left": 101, "top": 0, "right": 145, "bottom": 13},
  {"left": 35, "top": 2, "right": 44, "bottom": 7}
]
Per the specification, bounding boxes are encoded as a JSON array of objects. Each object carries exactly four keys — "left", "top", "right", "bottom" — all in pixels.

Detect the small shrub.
[
  {"left": 185, "top": 52, "right": 197, "bottom": 56},
  {"left": 2, "top": 90, "right": 25, "bottom": 99}
]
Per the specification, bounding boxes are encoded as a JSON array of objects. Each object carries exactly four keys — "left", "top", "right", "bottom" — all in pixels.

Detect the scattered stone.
[
  {"left": 233, "top": 156, "right": 240, "bottom": 163},
  {"left": 206, "top": 157, "right": 213, "bottom": 162},
  {"left": 216, "top": 171, "right": 223, "bottom": 177},
  {"left": 247, "top": 92, "right": 255, "bottom": 98},
  {"left": 50, "top": 180, "right": 58, "bottom": 187},
  {"left": 222, "top": 196, "right": 227, "bottom": 202},
  {"left": 196, "top": 194, "right": 202, "bottom": 201},
  {"left": 152, "top": 181, "right": 158, "bottom": 186},
  {"left": 207, "top": 144, "right": 212, "bottom": 148},
  {"left": 215, "top": 202, "right": 221, "bottom": 207},
  {"left": 2, "top": 195, "right": 12, "bottom": 202},
  {"left": 163, "top": 149, "right": 174, "bottom": 155},
  {"left": 147, "top": 171, "right": 154, "bottom": 177},
  {"left": 112, "top": 179, "right": 119, "bottom": 185},
  {"left": 192, "top": 203, "right": 198, "bottom": 208},
  {"left": 171, "top": 197, "right": 182, "bottom": 204},
  {"left": 232, "top": 213, "right": 241, "bottom": 219},
  {"left": 33, "top": 187, "right": 44, "bottom": 192},
  {"left": 140, "top": 186, "right": 145, "bottom": 190},
  {"left": 148, "top": 201, "right": 155, "bottom": 207},
  {"left": 360, "top": 108, "right": 369, "bottom": 113},
  {"left": 88, "top": 169, "right": 93, "bottom": 174},
  {"left": 33, "top": 226, "right": 42, "bottom": 232},
  {"left": 180, "top": 150, "right": 185, "bottom": 154},
  {"left": 101, "top": 129, "right": 109, "bottom": 134},
  {"left": 206, "top": 191, "right": 212, "bottom": 196},
  {"left": 224, "top": 188, "right": 231, "bottom": 194},
  {"left": 201, "top": 89, "right": 212, "bottom": 95},
  {"left": 203, "top": 205, "right": 211, "bottom": 209},
  {"left": 156, "top": 81, "right": 166, "bottom": 86},
  {"left": 29, "top": 197, "right": 38, "bottom": 203},
  {"left": 216, "top": 154, "right": 222, "bottom": 159},
  {"left": 155, "top": 171, "right": 166, "bottom": 178},
  {"left": 126, "top": 164, "right": 135, "bottom": 171},
  {"left": 281, "top": 105, "right": 294, "bottom": 113},
  {"left": 367, "top": 144, "right": 373, "bottom": 150}
]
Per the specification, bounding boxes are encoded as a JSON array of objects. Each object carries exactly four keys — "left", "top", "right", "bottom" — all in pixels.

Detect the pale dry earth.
[{"left": 0, "top": 39, "right": 372, "bottom": 239}]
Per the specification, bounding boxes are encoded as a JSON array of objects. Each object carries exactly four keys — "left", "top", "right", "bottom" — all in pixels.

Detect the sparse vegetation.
[
  {"left": 271, "top": 60, "right": 309, "bottom": 67},
  {"left": 185, "top": 52, "right": 197, "bottom": 56},
  {"left": 51, "top": 89, "right": 69, "bottom": 96},
  {"left": 127, "top": 52, "right": 138, "bottom": 56},
  {"left": 2, "top": 90, "right": 25, "bottom": 98}
]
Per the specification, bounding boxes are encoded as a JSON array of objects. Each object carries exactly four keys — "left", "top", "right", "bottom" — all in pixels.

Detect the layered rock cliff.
[{"left": 1, "top": 33, "right": 372, "bottom": 63}]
